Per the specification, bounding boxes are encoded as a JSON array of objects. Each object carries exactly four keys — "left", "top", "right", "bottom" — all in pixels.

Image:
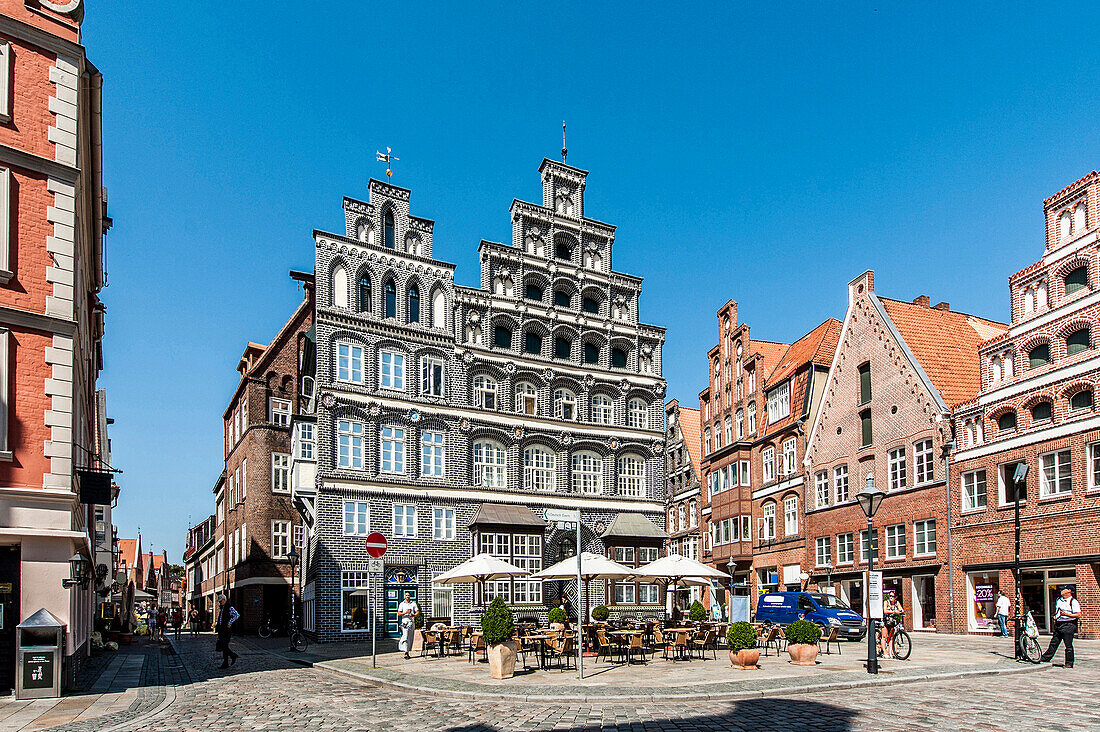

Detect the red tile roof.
[
  {"left": 677, "top": 405, "right": 702, "bottom": 483},
  {"left": 752, "top": 340, "right": 790, "bottom": 379},
  {"left": 878, "top": 298, "right": 1007, "bottom": 407},
  {"left": 1044, "top": 170, "right": 1098, "bottom": 205},
  {"left": 767, "top": 318, "right": 843, "bottom": 386},
  {"left": 117, "top": 539, "right": 137, "bottom": 567}
]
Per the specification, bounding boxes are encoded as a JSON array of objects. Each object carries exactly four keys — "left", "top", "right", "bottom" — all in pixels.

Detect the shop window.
[
  {"left": 968, "top": 573, "right": 999, "bottom": 632},
  {"left": 341, "top": 571, "right": 371, "bottom": 632}
]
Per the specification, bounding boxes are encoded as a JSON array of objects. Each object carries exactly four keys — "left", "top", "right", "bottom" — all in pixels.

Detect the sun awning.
[
  {"left": 600, "top": 512, "right": 669, "bottom": 539},
  {"left": 468, "top": 503, "right": 547, "bottom": 528}
]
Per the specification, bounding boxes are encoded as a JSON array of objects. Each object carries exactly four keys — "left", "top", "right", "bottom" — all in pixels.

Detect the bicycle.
[
  {"left": 1017, "top": 611, "right": 1041, "bottom": 663},
  {"left": 875, "top": 618, "right": 911, "bottom": 660}
]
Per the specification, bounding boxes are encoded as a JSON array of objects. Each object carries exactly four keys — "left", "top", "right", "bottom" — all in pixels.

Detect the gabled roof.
[
  {"left": 117, "top": 539, "right": 138, "bottom": 567},
  {"left": 878, "top": 298, "right": 1007, "bottom": 408},
  {"left": 767, "top": 318, "right": 843, "bottom": 386},
  {"left": 677, "top": 405, "right": 702, "bottom": 483},
  {"left": 752, "top": 340, "right": 790, "bottom": 378}
]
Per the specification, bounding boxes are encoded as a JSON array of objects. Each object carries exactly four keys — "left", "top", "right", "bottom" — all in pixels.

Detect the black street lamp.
[
  {"left": 856, "top": 479, "right": 885, "bottom": 675},
  {"left": 1011, "top": 462, "right": 1029, "bottom": 659},
  {"left": 287, "top": 546, "right": 300, "bottom": 651}
]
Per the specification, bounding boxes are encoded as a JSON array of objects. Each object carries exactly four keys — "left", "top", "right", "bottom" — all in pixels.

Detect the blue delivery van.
[{"left": 755, "top": 592, "right": 867, "bottom": 640}]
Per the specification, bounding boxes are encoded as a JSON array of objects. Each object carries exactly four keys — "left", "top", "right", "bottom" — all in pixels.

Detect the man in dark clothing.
[{"left": 215, "top": 593, "right": 240, "bottom": 669}]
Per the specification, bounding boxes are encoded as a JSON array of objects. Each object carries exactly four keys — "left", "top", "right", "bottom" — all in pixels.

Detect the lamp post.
[
  {"left": 286, "top": 546, "right": 300, "bottom": 651},
  {"left": 1011, "top": 462, "right": 1029, "bottom": 659},
  {"left": 62, "top": 553, "right": 90, "bottom": 589},
  {"left": 856, "top": 480, "right": 885, "bottom": 675}
]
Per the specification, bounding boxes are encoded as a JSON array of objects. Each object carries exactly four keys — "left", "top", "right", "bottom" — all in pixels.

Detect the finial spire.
[
  {"left": 561, "top": 121, "right": 568, "bottom": 162},
  {"left": 375, "top": 147, "right": 399, "bottom": 179}
]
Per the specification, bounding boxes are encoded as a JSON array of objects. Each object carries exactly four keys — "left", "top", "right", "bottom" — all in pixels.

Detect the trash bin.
[{"left": 15, "top": 608, "right": 65, "bottom": 699}]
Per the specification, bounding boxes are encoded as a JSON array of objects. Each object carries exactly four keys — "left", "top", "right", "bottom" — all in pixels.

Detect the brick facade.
[{"left": 664, "top": 399, "right": 703, "bottom": 609}]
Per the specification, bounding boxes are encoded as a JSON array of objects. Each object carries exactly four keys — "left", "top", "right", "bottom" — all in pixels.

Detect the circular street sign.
[{"left": 365, "top": 533, "right": 388, "bottom": 558}]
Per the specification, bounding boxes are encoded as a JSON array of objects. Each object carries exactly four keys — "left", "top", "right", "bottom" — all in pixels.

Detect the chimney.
[
  {"left": 913, "top": 295, "right": 930, "bottom": 308},
  {"left": 932, "top": 302, "right": 950, "bottom": 311}
]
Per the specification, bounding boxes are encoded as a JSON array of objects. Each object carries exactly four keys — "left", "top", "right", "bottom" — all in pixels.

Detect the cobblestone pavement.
[{"left": 61, "top": 634, "right": 1087, "bottom": 731}]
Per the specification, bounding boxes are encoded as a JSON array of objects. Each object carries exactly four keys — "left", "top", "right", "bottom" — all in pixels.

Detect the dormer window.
[
  {"left": 1064, "top": 266, "right": 1088, "bottom": 295},
  {"left": 384, "top": 210, "right": 396, "bottom": 250}
]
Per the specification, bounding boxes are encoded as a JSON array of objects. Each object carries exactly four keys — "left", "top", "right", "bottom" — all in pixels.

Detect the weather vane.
[
  {"left": 561, "top": 121, "right": 568, "bottom": 162},
  {"left": 375, "top": 147, "right": 399, "bottom": 179}
]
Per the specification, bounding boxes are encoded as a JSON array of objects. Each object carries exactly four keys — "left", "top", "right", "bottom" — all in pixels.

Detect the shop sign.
[
  {"left": 867, "top": 571, "right": 883, "bottom": 619},
  {"left": 974, "top": 583, "right": 995, "bottom": 602}
]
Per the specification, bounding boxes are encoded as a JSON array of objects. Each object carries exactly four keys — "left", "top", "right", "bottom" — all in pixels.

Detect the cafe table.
[{"left": 521, "top": 633, "right": 558, "bottom": 669}]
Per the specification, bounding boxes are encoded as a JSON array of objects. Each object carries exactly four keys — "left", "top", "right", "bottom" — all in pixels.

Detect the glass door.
[{"left": 911, "top": 575, "right": 936, "bottom": 630}]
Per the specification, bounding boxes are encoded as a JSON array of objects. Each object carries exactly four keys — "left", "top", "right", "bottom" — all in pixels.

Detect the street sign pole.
[
  {"left": 546, "top": 508, "right": 583, "bottom": 680},
  {"left": 365, "top": 533, "right": 388, "bottom": 669}
]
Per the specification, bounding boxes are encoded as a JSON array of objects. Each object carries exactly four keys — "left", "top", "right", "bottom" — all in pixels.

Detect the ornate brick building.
[
  {"left": 664, "top": 399, "right": 702, "bottom": 609},
  {"left": 805, "top": 271, "right": 1006, "bottom": 633},
  {"left": 304, "top": 159, "right": 668, "bottom": 641},
  {"left": 951, "top": 172, "right": 1100, "bottom": 638}
]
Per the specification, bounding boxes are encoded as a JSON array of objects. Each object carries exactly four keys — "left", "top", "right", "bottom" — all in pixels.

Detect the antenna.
[{"left": 561, "top": 121, "right": 568, "bottom": 162}]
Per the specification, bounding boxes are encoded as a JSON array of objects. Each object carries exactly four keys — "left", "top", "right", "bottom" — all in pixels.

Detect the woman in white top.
[{"left": 397, "top": 591, "right": 420, "bottom": 659}]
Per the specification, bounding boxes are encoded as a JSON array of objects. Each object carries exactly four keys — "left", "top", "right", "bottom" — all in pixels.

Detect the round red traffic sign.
[{"left": 365, "top": 532, "right": 387, "bottom": 558}]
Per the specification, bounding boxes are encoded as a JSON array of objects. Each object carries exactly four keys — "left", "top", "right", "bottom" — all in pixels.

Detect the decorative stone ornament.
[
  {"left": 368, "top": 403, "right": 382, "bottom": 417},
  {"left": 512, "top": 426, "right": 524, "bottom": 440},
  {"left": 618, "top": 378, "right": 630, "bottom": 393},
  {"left": 460, "top": 418, "right": 472, "bottom": 433},
  {"left": 408, "top": 409, "right": 422, "bottom": 423},
  {"left": 609, "top": 438, "right": 620, "bottom": 450},
  {"left": 561, "top": 432, "right": 574, "bottom": 446},
  {"left": 462, "top": 351, "right": 474, "bottom": 364},
  {"left": 321, "top": 392, "right": 336, "bottom": 408},
  {"left": 505, "top": 362, "right": 517, "bottom": 374}
]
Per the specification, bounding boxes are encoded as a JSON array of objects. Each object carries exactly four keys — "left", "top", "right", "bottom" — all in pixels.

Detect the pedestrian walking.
[
  {"left": 995, "top": 591, "right": 1011, "bottom": 637},
  {"left": 1040, "top": 586, "right": 1080, "bottom": 668},
  {"left": 396, "top": 591, "right": 419, "bottom": 660},
  {"left": 156, "top": 607, "right": 168, "bottom": 640},
  {"left": 189, "top": 606, "right": 200, "bottom": 637},
  {"left": 171, "top": 606, "right": 183, "bottom": 640},
  {"left": 215, "top": 593, "right": 240, "bottom": 669}
]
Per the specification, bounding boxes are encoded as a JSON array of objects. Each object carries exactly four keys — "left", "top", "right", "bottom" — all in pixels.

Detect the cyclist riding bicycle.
[{"left": 880, "top": 591, "right": 904, "bottom": 659}]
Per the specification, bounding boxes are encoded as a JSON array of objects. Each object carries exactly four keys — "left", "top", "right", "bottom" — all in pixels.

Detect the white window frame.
[
  {"left": 554, "top": 389, "right": 576, "bottom": 420},
  {"left": 271, "top": 452, "right": 291, "bottom": 494},
  {"left": 627, "top": 398, "right": 647, "bottom": 429},
  {"left": 0, "top": 168, "right": 11, "bottom": 281},
  {"left": 783, "top": 495, "right": 798, "bottom": 536},
  {"left": 888, "top": 447, "right": 907, "bottom": 491},
  {"left": 336, "top": 342, "right": 364, "bottom": 383},
  {"left": 338, "top": 419, "right": 364, "bottom": 469},
  {"left": 421, "top": 430, "right": 445, "bottom": 478},
  {"left": 741, "top": 515, "right": 751, "bottom": 542},
  {"left": 343, "top": 501, "right": 369, "bottom": 535},
  {"left": 962, "top": 469, "right": 987, "bottom": 512},
  {"left": 0, "top": 42, "right": 10, "bottom": 125},
  {"left": 885, "top": 524, "right": 906, "bottom": 560},
  {"left": 762, "top": 447, "right": 775, "bottom": 483},
  {"left": 516, "top": 382, "right": 538, "bottom": 416},
  {"left": 815, "top": 471, "right": 829, "bottom": 508},
  {"left": 591, "top": 394, "right": 613, "bottom": 425},
  {"left": 815, "top": 537, "right": 830, "bottom": 567},
  {"left": 1088, "top": 442, "right": 1100, "bottom": 493},
  {"left": 523, "top": 445, "right": 555, "bottom": 491},
  {"left": 836, "top": 533, "right": 854, "bottom": 564},
  {"left": 380, "top": 425, "right": 406, "bottom": 474},
  {"left": 269, "top": 397, "right": 291, "bottom": 427},
  {"left": 914, "top": 519, "right": 936, "bottom": 557},
  {"left": 914, "top": 438, "right": 934, "bottom": 485},
  {"left": 736, "top": 409, "right": 744, "bottom": 439},
  {"left": 1039, "top": 449, "right": 1072, "bottom": 498},
  {"left": 271, "top": 520, "right": 291, "bottom": 559},
  {"left": 379, "top": 350, "right": 405, "bottom": 391},
  {"left": 782, "top": 438, "right": 796, "bottom": 476},
  {"left": 761, "top": 503, "right": 776, "bottom": 540},
  {"left": 473, "top": 375, "right": 498, "bottom": 410},
  {"left": 834, "top": 464, "right": 849, "bottom": 503},
  {"left": 740, "top": 460, "right": 750, "bottom": 486},
  {"left": 421, "top": 355, "right": 444, "bottom": 397},
  {"left": 572, "top": 451, "right": 603, "bottom": 494},
  {"left": 748, "top": 402, "right": 757, "bottom": 434},
  {"left": 432, "top": 506, "right": 455, "bottom": 541},
  {"left": 341, "top": 570, "right": 371, "bottom": 633},
  {"left": 393, "top": 503, "right": 417, "bottom": 538},
  {"left": 766, "top": 381, "right": 791, "bottom": 424},
  {"left": 296, "top": 422, "right": 315, "bottom": 460},
  {"left": 472, "top": 440, "right": 507, "bottom": 488}
]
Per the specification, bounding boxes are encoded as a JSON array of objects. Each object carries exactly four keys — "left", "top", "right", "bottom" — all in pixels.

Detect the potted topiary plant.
[
  {"left": 480, "top": 596, "right": 518, "bottom": 679},
  {"left": 726, "top": 621, "right": 760, "bottom": 669},
  {"left": 548, "top": 606, "right": 567, "bottom": 630},
  {"left": 591, "top": 605, "right": 610, "bottom": 622},
  {"left": 784, "top": 619, "right": 821, "bottom": 666},
  {"left": 688, "top": 600, "right": 707, "bottom": 623}
]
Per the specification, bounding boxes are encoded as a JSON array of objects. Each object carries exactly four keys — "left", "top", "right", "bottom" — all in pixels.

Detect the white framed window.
[
  {"left": 523, "top": 445, "right": 555, "bottom": 491},
  {"left": 762, "top": 447, "right": 775, "bottom": 483},
  {"left": 433, "top": 507, "right": 455, "bottom": 541},
  {"left": 297, "top": 422, "right": 315, "bottom": 460},
  {"left": 572, "top": 451, "right": 603, "bottom": 494},
  {"left": 627, "top": 398, "right": 647, "bottom": 429},
  {"left": 293, "top": 524, "right": 304, "bottom": 550},
  {"left": 761, "top": 503, "right": 776, "bottom": 540},
  {"left": 962, "top": 469, "right": 987, "bottom": 511},
  {"left": 815, "top": 471, "right": 829, "bottom": 508},
  {"left": 741, "top": 515, "right": 751, "bottom": 542},
  {"left": 516, "top": 382, "right": 537, "bottom": 415},
  {"left": 473, "top": 375, "right": 498, "bottom": 410},
  {"left": 914, "top": 519, "right": 936, "bottom": 557},
  {"left": 271, "top": 520, "right": 291, "bottom": 559},
  {"left": 393, "top": 504, "right": 416, "bottom": 537},
  {"left": 271, "top": 453, "right": 290, "bottom": 493},
  {"left": 614, "top": 546, "right": 636, "bottom": 564},
  {"left": 725, "top": 416, "right": 733, "bottom": 444},
  {"left": 336, "top": 343, "right": 364, "bottom": 383},
  {"left": 472, "top": 440, "right": 506, "bottom": 488},
  {"left": 421, "top": 356, "right": 444, "bottom": 397},
  {"left": 714, "top": 422, "right": 722, "bottom": 450},
  {"left": 343, "top": 501, "right": 369, "bottom": 535},
  {"left": 914, "top": 438, "right": 934, "bottom": 484},
  {"left": 689, "top": 500, "right": 697, "bottom": 527},
  {"left": 766, "top": 381, "right": 790, "bottom": 423},
  {"left": 782, "top": 438, "right": 796, "bottom": 476},
  {"left": 1089, "top": 443, "right": 1100, "bottom": 492},
  {"left": 860, "top": 529, "right": 878, "bottom": 562},
  {"left": 421, "top": 430, "right": 445, "bottom": 478},
  {"left": 783, "top": 495, "right": 798, "bottom": 536},
  {"left": 618, "top": 454, "right": 645, "bottom": 497},
  {"left": 338, "top": 420, "right": 364, "bottom": 469},
  {"left": 269, "top": 397, "right": 291, "bottom": 427},
  {"left": 704, "top": 428, "right": 712, "bottom": 453},
  {"left": 614, "top": 582, "right": 636, "bottom": 604},
  {"left": 241, "top": 459, "right": 247, "bottom": 500},
  {"left": 379, "top": 350, "right": 405, "bottom": 390},
  {"left": 592, "top": 394, "right": 613, "bottom": 425},
  {"left": 1039, "top": 449, "right": 1072, "bottom": 497},
  {"left": 639, "top": 584, "right": 659, "bottom": 604},
  {"left": 341, "top": 571, "right": 370, "bottom": 632},
  {"left": 747, "top": 402, "right": 757, "bottom": 434},
  {"left": 380, "top": 425, "right": 406, "bottom": 474},
  {"left": 432, "top": 578, "right": 453, "bottom": 623},
  {"left": 834, "top": 464, "right": 849, "bottom": 503},
  {"left": 888, "top": 447, "right": 907, "bottom": 491},
  {"left": 554, "top": 389, "right": 576, "bottom": 420},
  {"left": 0, "top": 42, "right": 10, "bottom": 124},
  {"left": 815, "top": 537, "right": 830, "bottom": 567},
  {"left": 740, "top": 460, "right": 750, "bottom": 486},
  {"left": 736, "top": 409, "right": 744, "bottom": 439},
  {"left": 837, "top": 533, "right": 854, "bottom": 564},
  {"left": 885, "top": 524, "right": 906, "bottom": 559}
]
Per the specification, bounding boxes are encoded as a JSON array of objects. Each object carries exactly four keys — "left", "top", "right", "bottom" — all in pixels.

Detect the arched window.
[
  {"left": 515, "top": 382, "right": 537, "bottom": 415},
  {"left": 355, "top": 220, "right": 371, "bottom": 243},
  {"left": 627, "top": 398, "right": 647, "bottom": 429},
  {"left": 617, "top": 454, "right": 645, "bottom": 497},
  {"left": 493, "top": 325, "right": 513, "bottom": 350},
  {"left": 524, "top": 282, "right": 543, "bottom": 301},
  {"left": 384, "top": 279, "right": 396, "bottom": 318},
  {"left": 408, "top": 284, "right": 420, "bottom": 323},
  {"left": 357, "top": 274, "right": 371, "bottom": 314},
  {"left": 571, "top": 451, "right": 603, "bottom": 494},
  {"left": 554, "top": 335, "right": 572, "bottom": 360},
  {"left": 554, "top": 290, "right": 571, "bottom": 308},
  {"left": 1030, "top": 401, "right": 1052, "bottom": 423},
  {"left": 432, "top": 289, "right": 446, "bottom": 328},
  {"left": 524, "top": 331, "right": 542, "bottom": 355},
  {"left": 611, "top": 347, "right": 628, "bottom": 369},
  {"left": 333, "top": 265, "right": 349, "bottom": 308},
  {"left": 1071, "top": 390, "right": 1093, "bottom": 411},
  {"left": 384, "top": 210, "right": 395, "bottom": 250},
  {"left": 1028, "top": 343, "right": 1050, "bottom": 369},
  {"left": 582, "top": 296, "right": 600, "bottom": 314},
  {"left": 554, "top": 389, "right": 576, "bottom": 420},
  {"left": 1074, "top": 202, "right": 1087, "bottom": 233},
  {"left": 523, "top": 446, "right": 555, "bottom": 491},
  {"left": 991, "top": 355, "right": 1002, "bottom": 383},
  {"left": 591, "top": 395, "right": 613, "bottom": 425},
  {"left": 1060, "top": 211, "right": 1072, "bottom": 240},
  {"left": 472, "top": 440, "right": 506, "bottom": 488},
  {"left": 555, "top": 239, "right": 572, "bottom": 261},
  {"left": 1067, "top": 327, "right": 1090, "bottom": 356},
  {"left": 997, "top": 412, "right": 1017, "bottom": 432},
  {"left": 1064, "top": 266, "right": 1088, "bottom": 295},
  {"left": 405, "top": 235, "right": 421, "bottom": 256},
  {"left": 473, "top": 375, "right": 498, "bottom": 410},
  {"left": 583, "top": 342, "right": 600, "bottom": 365}
]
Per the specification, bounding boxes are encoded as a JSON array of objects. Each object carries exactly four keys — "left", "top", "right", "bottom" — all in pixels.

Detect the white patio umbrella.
[
  {"left": 530, "top": 552, "right": 635, "bottom": 622},
  {"left": 432, "top": 553, "right": 529, "bottom": 607},
  {"left": 633, "top": 554, "right": 731, "bottom": 619}
]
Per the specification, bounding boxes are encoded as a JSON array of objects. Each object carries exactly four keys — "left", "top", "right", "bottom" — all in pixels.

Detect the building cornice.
[
  {"left": 0, "top": 142, "right": 79, "bottom": 184},
  {"left": 0, "top": 14, "right": 85, "bottom": 59}
]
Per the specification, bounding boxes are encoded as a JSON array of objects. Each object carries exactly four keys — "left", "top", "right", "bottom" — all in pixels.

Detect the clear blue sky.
[{"left": 84, "top": 2, "right": 1100, "bottom": 560}]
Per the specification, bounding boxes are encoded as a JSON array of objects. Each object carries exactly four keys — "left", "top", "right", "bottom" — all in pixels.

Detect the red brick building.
[
  {"left": 804, "top": 271, "right": 1006, "bottom": 633},
  {"left": 951, "top": 172, "right": 1100, "bottom": 638},
  {"left": 664, "top": 399, "right": 703, "bottom": 609},
  {"left": 0, "top": 0, "right": 109, "bottom": 691}
]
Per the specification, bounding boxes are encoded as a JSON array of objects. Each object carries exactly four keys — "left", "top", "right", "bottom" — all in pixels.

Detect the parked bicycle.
[
  {"left": 1017, "top": 610, "right": 1041, "bottom": 663},
  {"left": 875, "top": 619, "right": 912, "bottom": 660}
]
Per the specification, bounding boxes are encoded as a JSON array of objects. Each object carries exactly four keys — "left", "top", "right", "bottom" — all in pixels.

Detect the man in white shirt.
[
  {"left": 1040, "top": 586, "right": 1080, "bottom": 668},
  {"left": 397, "top": 591, "right": 420, "bottom": 660},
  {"left": 995, "top": 591, "right": 1011, "bottom": 637}
]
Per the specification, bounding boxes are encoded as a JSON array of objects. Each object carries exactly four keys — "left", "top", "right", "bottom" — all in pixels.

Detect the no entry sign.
[{"left": 365, "top": 532, "right": 387, "bottom": 558}]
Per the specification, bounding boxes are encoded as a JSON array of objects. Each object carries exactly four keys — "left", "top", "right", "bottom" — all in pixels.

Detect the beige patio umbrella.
[
  {"left": 530, "top": 552, "right": 635, "bottom": 622},
  {"left": 432, "top": 553, "right": 530, "bottom": 607},
  {"left": 633, "top": 553, "right": 731, "bottom": 618}
]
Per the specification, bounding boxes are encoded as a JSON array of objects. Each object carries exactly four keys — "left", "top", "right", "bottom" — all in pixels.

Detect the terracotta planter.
[
  {"left": 787, "top": 643, "right": 819, "bottom": 666},
  {"left": 487, "top": 641, "right": 518, "bottom": 679},
  {"left": 730, "top": 648, "right": 760, "bottom": 669}
]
